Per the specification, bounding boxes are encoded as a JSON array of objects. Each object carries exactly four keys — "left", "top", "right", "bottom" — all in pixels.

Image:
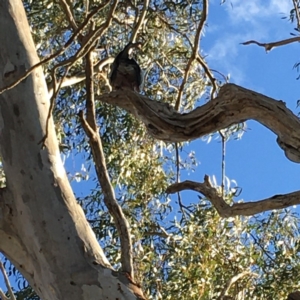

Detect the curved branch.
[
  {"left": 98, "top": 83, "right": 300, "bottom": 163},
  {"left": 166, "top": 176, "right": 300, "bottom": 217}
]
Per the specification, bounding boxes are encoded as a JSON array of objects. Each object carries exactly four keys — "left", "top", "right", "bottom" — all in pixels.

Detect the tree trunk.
[{"left": 0, "top": 0, "right": 145, "bottom": 299}]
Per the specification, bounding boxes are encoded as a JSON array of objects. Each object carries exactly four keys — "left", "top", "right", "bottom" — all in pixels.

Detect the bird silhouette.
[{"left": 109, "top": 42, "right": 142, "bottom": 92}]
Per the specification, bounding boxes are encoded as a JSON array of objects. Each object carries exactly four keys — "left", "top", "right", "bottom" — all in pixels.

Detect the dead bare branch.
[
  {"left": 241, "top": 36, "right": 300, "bottom": 51},
  {"left": 166, "top": 176, "right": 300, "bottom": 217}
]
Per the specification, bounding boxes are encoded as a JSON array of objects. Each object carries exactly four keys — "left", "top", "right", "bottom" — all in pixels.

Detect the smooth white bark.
[{"left": 0, "top": 1, "right": 145, "bottom": 299}]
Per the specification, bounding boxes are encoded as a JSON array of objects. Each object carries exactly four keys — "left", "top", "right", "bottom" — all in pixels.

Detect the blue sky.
[
  {"left": 190, "top": 0, "right": 300, "bottom": 201},
  {"left": 1, "top": 0, "right": 300, "bottom": 294}
]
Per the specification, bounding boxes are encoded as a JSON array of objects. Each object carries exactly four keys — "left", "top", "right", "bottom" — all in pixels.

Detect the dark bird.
[{"left": 109, "top": 42, "right": 143, "bottom": 92}]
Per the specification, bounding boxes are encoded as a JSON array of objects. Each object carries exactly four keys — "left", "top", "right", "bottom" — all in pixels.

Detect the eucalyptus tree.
[{"left": 1, "top": 0, "right": 300, "bottom": 299}]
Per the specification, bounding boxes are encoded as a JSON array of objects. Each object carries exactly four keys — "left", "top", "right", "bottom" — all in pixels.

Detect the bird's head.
[{"left": 121, "top": 42, "right": 142, "bottom": 59}]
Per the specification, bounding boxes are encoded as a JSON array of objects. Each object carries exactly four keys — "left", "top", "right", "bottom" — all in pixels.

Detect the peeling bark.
[{"left": 0, "top": 0, "right": 145, "bottom": 299}]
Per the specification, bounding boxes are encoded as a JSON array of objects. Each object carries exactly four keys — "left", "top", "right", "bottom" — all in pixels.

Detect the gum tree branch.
[
  {"left": 47, "top": 57, "right": 114, "bottom": 97},
  {"left": 79, "top": 51, "right": 134, "bottom": 279},
  {"left": 98, "top": 83, "right": 300, "bottom": 163}
]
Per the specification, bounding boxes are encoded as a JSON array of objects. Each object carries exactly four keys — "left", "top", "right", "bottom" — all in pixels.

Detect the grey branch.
[{"left": 98, "top": 83, "right": 300, "bottom": 163}]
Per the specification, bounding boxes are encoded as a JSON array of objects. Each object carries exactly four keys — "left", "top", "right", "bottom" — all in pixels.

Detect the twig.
[
  {"left": 58, "top": 0, "right": 78, "bottom": 30},
  {"left": 219, "top": 131, "right": 226, "bottom": 198},
  {"left": 241, "top": 36, "right": 300, "bottom": 51},
  {"left": 175, "top": 143, "right": 180, "bottom": 183},
  {"left": 210, "top": 69, "right": 228, "bottom": 82},
  {"left": 175, "top": 0, "right": 208, "bottom": 110},
  {"left": 0, "top": 260, "right": 16, "bottom": 300},
  {"left": 174, "top": 142, "right": 189, "bottom": 217},
  {"left": 196, "top": 54, "right": 217, "bottom": 99},
  {"left": 249, "top": 232, "right": 276, "bottom": 264}
]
